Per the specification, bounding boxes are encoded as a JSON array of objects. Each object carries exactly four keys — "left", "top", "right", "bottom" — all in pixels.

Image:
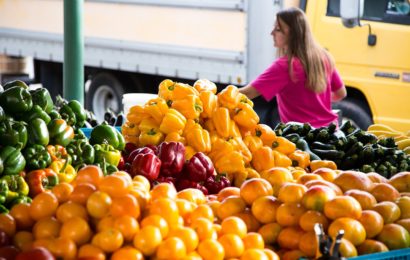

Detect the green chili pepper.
[{"left": 68, "top": 100, "right": 87, "bottom": 128}]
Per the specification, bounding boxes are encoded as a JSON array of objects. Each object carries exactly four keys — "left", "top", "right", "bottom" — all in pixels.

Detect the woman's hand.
[
  {"left": 332, "top": 85, "right": 347, "bottom": 102},
  {"left": 238, "top": 85, "right": 261, "bottom": 99}
]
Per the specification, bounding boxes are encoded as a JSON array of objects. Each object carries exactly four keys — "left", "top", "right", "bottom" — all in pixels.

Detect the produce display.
[{"left": 0, "top": 79, "right": 409, "bottom": 260}]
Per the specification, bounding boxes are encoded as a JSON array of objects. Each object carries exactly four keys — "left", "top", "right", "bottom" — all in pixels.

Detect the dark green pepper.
[
  {"left": 0, "top": 179, "right": 8, "bottom": 204},
  {"left": 59, "top": 103, "right": 77, "bottom": 127},
  {"left": 0, "top": 86, "right": 33, "bottom": 115},
  {"left": 21, "top": 105, "right": 51, "bottom": 125},
  {"left": 94, "top": 143, "right": 121, "bottom": 166},
  {"left": 66, "top": 139, "right": 95, "bottom": 167},
  {"left": 94, "top": 158, "right": 119, "bottom": 176},
  {"left": 0, "top": 106, "right": 6, "bottom": 122},
  {"left": 23, "top": 144, "right": 52, "bottom": 170},
  {"left": 27, "top": 118, "right": 50, "bottom": 146},
  {"left": 7, "top": 195, "right": 31, "bottom": 208},
  {"left": 30, "top": 87, "right": 54, "bottom": 114},
  {"left": 0, "top": 120, "right": 28, "bottom": 148},
  {"left": 68, "top": 100, "right": 87, "bottom": 128},
  {"left": 1, "top": 175, "right": 29, "bottom": 203},
  {"left": 49, "top": 109, "right": 62, "bottom": 120},
  {"left": 0, "top": 205, "right": 8, "bottom": 213},
  {"left": 48, "top": 118, "right": 75, "bottom": 147},
  {"left": 2, "top": 80, "right": 29, "bottom": 90},
  {"left": 0, "top": 145, "right": 26, "bottom": 175},
  {"left": 90, "top": 122, "right": 125, "bottom": 150}
]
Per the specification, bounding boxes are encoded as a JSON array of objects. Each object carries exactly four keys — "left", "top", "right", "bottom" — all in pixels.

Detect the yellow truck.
[{"left": 0, "top": 0, "right": 409, "bottom": 131}]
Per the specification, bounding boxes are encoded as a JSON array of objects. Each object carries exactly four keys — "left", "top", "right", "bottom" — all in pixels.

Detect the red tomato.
[
  {"left": 0, "top": 245, "right": 20, "bottom": 260},
  {"left": 15, "top": 247, "right": 55, "bottom": 260}
]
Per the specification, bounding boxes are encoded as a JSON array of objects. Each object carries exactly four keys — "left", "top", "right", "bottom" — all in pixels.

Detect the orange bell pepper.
[
  {"left": 144, "top": 97, "right": 169, "bottom": 124},
  {"left": 253, "top": 124, "right": 277, "bottom": 146},
  {"left": 217, "top": 85, "right": 240, "bottom": 110},
  {"left": 126, "top": 105, "right": 150, "bottom": 124},
  {"left": 271, "top": 136, "right": 296, "bottom": 155},
  {"left": 229, "top": 120, "right": 242, "bottom": 138},
  {"left": 184, "top": 145, "right": 197, "bottom": 160},
  {"left": 171, "top": 94, "right": 203, "bottom": 120},
  {"left": 138, "top": 128, "right": 164, "bottom": 147},
  {"left": 228, "top": 137, "right": 252, "bottom": 165},
  {"left": 193, "top": 79, "right": 217, "bottom": 94},
  {"left": 243, "top": 135, "right": 263, "bottom": 153},
  {"left": 138, "top": 117, "right": 160, "bottom": 133},
  {"left": 208, "top": 138, "right": 234, "bottom": 163},
  {"left": 239, "top": 93, "right": 254, "bottom": 107},
  {"left": 212, "top": 107, "right": 231, "bottom": 138},
  {"left": 165, "top": 132, "right": 186, "bottom": 145},
  {"left": 289, "top": 150, "right": 311, "bottom": 169},
  {"left": 214, "top": 151, "right": 245, "bottom": 174},
  {"left": 272, "top": 150, "right": 292, "bottom": 168},
  {"left": 185, "top": 126, "right": 211, "bottom": 153},
  {"left": 158, "top": 79, "right": 176, "bottom": 102},
  {"left": 199, "top": 90, "right": 218, "bottom": 119},
  {"left": 172, "top": 82, "right": 199, "bottom": 100},
  {"left": 203, "top": 119, "right": 217, "bottom": 135},
  {"left": 233, "top": 102, "right": 259, "bottom": 130},
  {"left": 159, "top": 108, "right": 186, "bottom": 134},
  {"left": 121, "top": 122, "right": 140, "bottom": 136},
  {"left": 310, "top": 160, "right": 337, "bottom": 171},
  {"left": 46, "top": 145, "right": 68, "bottom": 162},
  {"left": 251, "top": 146, "right": 275, "bottom": 172}
]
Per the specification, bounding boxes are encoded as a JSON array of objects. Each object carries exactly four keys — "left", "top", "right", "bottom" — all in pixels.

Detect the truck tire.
[
  {"left": 86, "top": 72, "right": 124, "bottom": 123},
  {"left": 333, "top": 98, "right": 373, "bottom": 130}
]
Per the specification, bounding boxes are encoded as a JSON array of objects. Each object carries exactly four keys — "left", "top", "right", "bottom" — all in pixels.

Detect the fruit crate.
[
  {"left": 350, "top": 248, "right": 410, "bottom": 260},
  {"left": 80, "top": 127, "right": 122, "bottom": 139}
]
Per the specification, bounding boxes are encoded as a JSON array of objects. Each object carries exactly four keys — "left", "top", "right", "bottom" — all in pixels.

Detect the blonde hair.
[{"left": 276, "top": 7, "right": 334, "bottom": 93}]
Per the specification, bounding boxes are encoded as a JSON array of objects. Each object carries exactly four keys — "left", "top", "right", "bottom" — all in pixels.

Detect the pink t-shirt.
[{"left": 251, "top": 56, "right": 344, "bottom": 128}]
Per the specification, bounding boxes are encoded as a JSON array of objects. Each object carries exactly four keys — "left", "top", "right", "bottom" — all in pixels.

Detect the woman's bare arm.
[
  {"left": 238, "top": 85, "right": 261, "bottom": 99},
  {"left": 332, "top": 85, "right": 347, "bottom": 102}
]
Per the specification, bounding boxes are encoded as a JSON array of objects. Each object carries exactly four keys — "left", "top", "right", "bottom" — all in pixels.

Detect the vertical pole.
[{"left": 64, "top": 0, "right": 84, "bottom": 104}]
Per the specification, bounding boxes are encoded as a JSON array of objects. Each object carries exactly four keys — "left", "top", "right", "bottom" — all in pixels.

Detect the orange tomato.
[
  {"left": 378, "top": 223, "right": 410, "bottom": 250},
  {"left": 298, "top": 231, "right": 317, "bottom": 257},
  {"left": 344, "top": 189, "right": 377, "bottom": 210},
  {"left": 240, "top": 178, "right": 273, "bottom": 205},
  {"left": 149, "top": 198, "right": 180, "bottom": 226},
  {"left": 358, "top": 210, "right": 384, "bottom": 238},
  {"left": 140, "top": 214, "right": 169, "bottom": 238},
  {"left": 168, "top": 226, "right": 199, "bottom": 253},
  {"left": 257, "top": 223, "right": 282, "bottom": 245},
  {"left": 99, "top": 175, "right": 132, "bottom": 198},
  {"left": 69, "top": 183, "right": 97, "bottom": 205},
  {"left": 129, "top": 188, "right": 150, "bottom": 211},
  {"left": 301, "top": 185, "right": 336, "bottom": 212},
  {"left": 259, "top": 167, "right": 293, "bottom": 196},
  {"left": 220, "top": 216, "right": 247, "bottom": 238},
  {"left": 56, "top": 201, "right": 89, "bottom": 223},
  {"left": 312, "top": 168, "right": 337, "bottom": 182},
  {"left": 242, "top": 232, "right": 265, "bottom": 250},
  {"left": 241, "top": 248, "right": 269, "bottom": 260},
  {"left": 217, "top": 187, "right": 241, "bottom": 202},
  {"left": 110, "top": 194, "right": 140, "bottom": 219},
  {"left": 13, "top": 231, "right": 34, "bottom": 252},
  {"left": 113, "top": 215, "right": 139, "bottom": 242},
  {"left": 133, "top": 175, "right": 151, "bottom": 191},
  {"left": 299, "top": 210, "right": 329, "bottom": 232},
  {"left": 218, "top": 234, "right": 244, "bottom": 259},
  {"left": 251, "top": 196, "right": 281, "bottom": 224},
  {"left": 277, "top": 226, "right": 305, "bottom": 250},
  {"left": 175, "top": 198, "right": 196, "bottom": 220},
  {"left": 396, "top": 196, "right": 410, "bottom": 219},
  {"left": 278, "top": 183, "right": 307, "bottom": 204},
  {"left": 190, "top": 217, "right": 217, "bottom": 241},
  {"left": 75, "top": 165, "right": 104, "bottom": 187},
  {"left": 29, "top": 191, "right": 59, "bottom": 221},
  {"left": 92, "top": 228, "right": 124, "bottom": 253},
  {"left": 276, "top": 203, "right": 306, "bottom": 227},
  {"left": 333, "top": 170, "right": 374, "bottom": 192},
  {"left": 78, "top": 244, "right": 106, "bottom": 260},
  {"left": 357, "top": 239, "right": 389, "bottom": 255},
  {"left": 216, "top": 195, "right": 247, "bottom": 220},
  {"left": 9, "top": 203, "right": 34, "bottom": 230},
  {"left": 48, "top": 237, "right": 77, "bottom": 259},
  {"left": 338, "top": 238, "right": 358, "bottom": 258},
  {"left": 234, "top": 209, "right": 262, "bottom": 233},
  {"left": 324, "top": 195, "right": 362, "bottom": 220},
  {"left": 156, "top": 237, "right": 187, "bottom": 259},
  {"left": 177, "top": 188, "right": 206, "bottom": 205},
  {"left": 86, "top": 191, "right": 112, "bottom": 219},
  {"left": 264, "top": 249, "right": 280, "bottom": 260},
  {"left": 188, "top": 204, "right": 215, "bottom": 224},
  {"left": 96, "top": 216, "right": 115, "bottom": 232},
  {"left": 370, "top": 183, "right": 400, "bottom": 202},
  {"left": 111, "top": 246, "right": 144, "bottom": 260},
  {"left": 372, "top": 201, "right": 401, "bottom": 224},
  {"left": 150, "top": 182, "right": 177, "bottom": 201},
  {"left": 304, "top": 179, "right": 343, "bottom": 195},
  {"left": 197, "top": 239, "right": 224, "bottom": 260},
  {"left": 133, "top": 225, "right": 162, "bottom": 256},
  {"left": 328, "top": 217, "right": 366, "bottom": 246},
  {"left": 32, "top": 216, "right": 61, "bottom": 240},
  {"left": 60, "top": 216, "right": 92, "bottom": 246},
  {"left": 297, "top": 173, "right": 323, "bottom": 184},
  {"left": 52, "top": 182, "right": 74, "bottom": 203}
]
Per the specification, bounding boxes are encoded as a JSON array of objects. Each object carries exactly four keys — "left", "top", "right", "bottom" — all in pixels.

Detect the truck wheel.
[
  {"left": 333, "top": 98, "right": 373, "bottom": 130},
  {"left": 86, "top": 73, "right": 124, "bottom": 123}
]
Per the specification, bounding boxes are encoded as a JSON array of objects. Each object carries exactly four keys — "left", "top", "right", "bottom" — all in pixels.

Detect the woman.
[{"left": 239, "top": 7, "right": 347, "bottom": 128}]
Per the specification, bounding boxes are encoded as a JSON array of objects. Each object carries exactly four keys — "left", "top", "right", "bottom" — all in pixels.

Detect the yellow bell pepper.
[
  {"left": 185, "top": 127, "right": 211, "bottom": 153},
  {"left": 310, "top": 160, "right": 337, "bottom": 171},
  {"left": 229, "top": 120, "right": 242, "bottom": 138},
  {"left": 184, "top": 145, "right": 197, "bottom": 160},
  {"left": 158, "top": 79, "right": 176, "bottom": 102},
  {"left": 214, "top": 151, "right": 245, "bottom": 174},
  {"left": 194, "top": 79, "right": 217, "bottom": 94},
  {"left": 183, "top": 119, "right": 201, "bottom": 136},
  {"left": 233, "top": 170, "right": 248, "bottom": 188},
  {"left": 124, "top": 135, "right": 139, "bottom": 145},
  {"left": 217, "top": 85, "right": 240, "bottom": 110},
  {"left": 144, "top": 97, "right": 169, "bottom": 124},
  {"left": 208, "top": 138, "right": 234, "bottom": 163},
  {"left": 233, "top": 102, "right": 259, "bottom": 130},
  {"left": 139, "top": 128, "right": 164, "bottom": 147},
  {"left": 271, "top": 136, "right": 296, "bottom": 155},
  {"left": 126, "top": 105, "right": 150, "bottom": 124},
  {"left": 138, "top": 117, "right": 160, "bottom": 133},
  {"left": 49, "top": 159, "right": 76, "bottom": 183},
  {"left": 243, "top": 135, "right": 263, "bottom": 153},
  {"left": 272, "top": 150, "right": 292, "bottom": 168},
  {"left": 239, "top": 93, "right": 254, "bottom": 107},
  {"left": 228, "top": 137, "right": 252, "bottom": 165},
  {"left": 245, "top": 167, "right": 260, "bottom": 179},
  {"left": 199, "top": 90, "right": 218, "bottom": 119},
  {"left": 251, "top": 146, "right": 275, "bottom": 172},
  {"left": 159, "top": 108, "right": 186, "bottom": 134},
  {"left": 121, "top": 122, "right": 140, "bottom": 136},
  {"left": 253, "top": 124, "right": 277, "bottom": 146},
  {"left": 172, "top": 82, "right": 199, "bottom": 100},
  {"left": 212, "top": 107, "right": 231, "bottom": 138},
  {"left": 165, "top": 132, "right": 186, "bottom": 145},
  {"left": 203, "top": 119, "right": 217, "bottom": 135},
  {"left": 288, "top": 150, "right": 311, "bottom": 169},
  {"left": 171, "top": 94, "right": 203, "bottom": 120}
]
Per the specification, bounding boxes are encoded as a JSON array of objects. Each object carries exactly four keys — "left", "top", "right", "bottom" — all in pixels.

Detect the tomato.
[
  {"left": 13, "top": 231, "right": 34, "bottom": 252},
  {"left": 32, "top": 217, "right": 61, "bottom": 240},
  {"left": 0, "top": 245, "right": 20, "bottom": 260},
  {"left": 92, "top": 229, "right": 123, "bottom": 253},
  {"left": 29, "top": 192, "right": 59, "bottom": 221},
  {"left": 51, "top": 183, "right": 74, "bottom": 203},
  {"left": 69, "top": 183, "right": 97, "bottom": 205},
  {"left": 0, "top": 230, "right": 11, "bottom": 248},
  {"left": 77, "top": 244, "right": 105, "bottom": 260},
  {"left": 86, "top": 191, "right": 112, "bottom": 219},
  {"left": 110, "top": 194, "right": 140, "bottom": 218},
  {"left": 59, "top": 217, "right": 92, "bottom": 246},
  {"left": 133, "top": 225, "right": 162, "bottom": 256},
  {"left": 111, "top": 246, "right": 143, "bottom": 260},
  {"left": 113, "top": 215, "right": 139, "bottom": 242},
  {"left": 9, "top": 203, "right": 35, "bottom": 230},
  {"left": 48, "top": 237, "right": 77, "bottom": 260},
  {"left": 75, "top": 165, "right": 104, "bottom": 187},
  {"left": 0, "top": 214, "right": 16, "bottom": 237},
  {"left": 56, "top": 201, "right": 89, "bottom": 223},
  {"left": 15, "top": 247, "right": 54, "bottom": 260},
  {"left": 99, "top": 175, "right": 131, "bottom": 198}
]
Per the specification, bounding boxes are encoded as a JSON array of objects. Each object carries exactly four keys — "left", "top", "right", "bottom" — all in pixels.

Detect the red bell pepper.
[
  {"left": 26, "top": 168, "right": 59, "bottom": 197},
  {"left": 131, "top": 153, "right": 161, "bottom": 181},
  {"left": 158, "top": 142, "right": 185, "bottom": 176},
  {"left": 204, "top": 174, "right": 230, "bottom": 195},
  {"left": 175, "top": 178, "right": 208, "bottom": 195},
  {"left": 126, "top": 146, "right": 155, "bottom": 164},
  {"left": 185, "top": 152, "right": 214, "bottom": 182}
]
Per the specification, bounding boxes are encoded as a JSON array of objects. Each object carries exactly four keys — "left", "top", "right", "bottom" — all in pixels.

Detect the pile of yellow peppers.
[{"left": 122, "top": 79, "right": 311, "bottom": 187}]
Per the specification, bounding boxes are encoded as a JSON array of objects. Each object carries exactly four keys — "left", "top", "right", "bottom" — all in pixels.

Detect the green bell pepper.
[
  {"left": 94, "top": 158, "right": 119, "bottom": 176},
  {"left": 23, "top": 144, "right": 52, "bottom": 170},
  {"left": 3, "top": 80, "right": 29, "bottom": 90},
  {"left": 66, "top": 139, "right": 95, "bottom": 167},
  {"left": 94, "top": 143, "right": 121, "bottom": 167},
  {"left": 59, "top": 100, "right": 87, "bottom": 129},
  {"left": 90, "top": 122, "right": 125, "bottom": 150},
  {"left": 0, "top": 179, "right": 8, "bottom": 204},
  {"left": 22, "top": 105, "right": 51, "bottom": 125},
  {"left": 59, "top": 103, "right": 77, "bottom": 127},
  {"left": 8, "top": 195, "right": 31, "bottom": 208},
  {"left": 1, "top": 175, "right": 29, "bottom": 203},
  {"left": 30, "top": 87, "right": 54, "bottom": 114},
  {"left": 0, "top": 205, "right": 8, "bottom": 213},
  {"left": 27, "top": 118, "right": 50, "bottom": 146},
  {"left": 49, "top": 109, "right": 62, "bottom": 120},
  {"left": 0, "top": 106, "right": 6, "bottom": 122},
  {"left": 0, "top": 145, "right": 26, "bottom": 176},
  {"left": 0, "top": 86, "right": 33, "bottom": 115},
  {"left": 0, "top": 120, "right": 28, "bottom": 149},
  {"left": 48, "top": 118, "right": 75, "bottom": 147}
]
